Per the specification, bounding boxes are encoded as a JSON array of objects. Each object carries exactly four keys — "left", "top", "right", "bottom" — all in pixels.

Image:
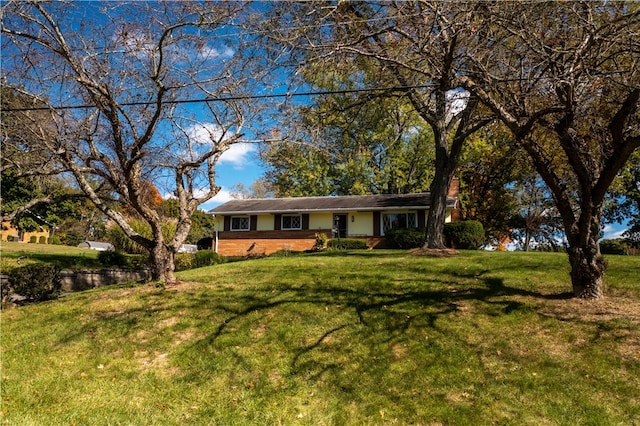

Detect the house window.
[
  {"left": 382, "top": 212, "right": 417, "bottom": 235},
  {"left": 281, "top": 214, "right": 302, "bottom": 230},
  {"left": 231, "top": 216, "right": 250, "bottom": 231}
]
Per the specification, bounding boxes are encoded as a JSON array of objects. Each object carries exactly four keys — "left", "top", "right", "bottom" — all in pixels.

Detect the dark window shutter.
[
  {"left": 417, "top": 209, "right": 426, "bottom": 229},
  {"left": 302, "top": 214, "right": 309, "bottom": 230},
  {"left": 250, "top": 215, "right": 257, "bottom": 231},
  {"left": 373, "top": 212, "right": 381, "bottom": 236},
  {"left": 224, "top": 216, "right": 230, "bottom": 231},
  {"left": 274, "top": 214, "right": 281, "bottom": 231}
]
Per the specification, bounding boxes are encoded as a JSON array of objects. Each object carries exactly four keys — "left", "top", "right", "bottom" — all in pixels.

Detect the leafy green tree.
[
  {"left": 260, "top": 2, "right": 493, "bottom": 247},
  {"left": 457, "top": 124, "right": 522, "bottom": 247},
  {"left": 605, "top": 150, "right": 640, "bottom": 247},
  {"left": 262, "top": 100, "right": 435, "bottom": 196},
  {"left": 261, "top": 57, "right": 435, "bottom": 196},
  {"left": 0, "top": 168, "right": 95, "bottom": 240},
  {"left": 461, "top": 2, "right": 640, "bottom": 298}
]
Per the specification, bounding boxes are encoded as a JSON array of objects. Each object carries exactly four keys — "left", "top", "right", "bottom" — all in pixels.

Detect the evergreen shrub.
[
  {"left": 385, "top": 227, "right": 425, "bottom": 249},
  {"left": 327, "top": 238, "right": 368, "bottom": 250},
  {"left": 196, "top": 237, "right": 213, "bottom": 250},
  {"left": 444, "top": 221, "right": 485, "bottom": 250},
  {"left": 7, "top": 264, "right": 62, "bottom": 302},
  {"left": 194, "top": 250, "right": 225, "bottom": 268},
  {"left": 174, "top": 253, "right": 194, "bottom": 271},
  {"left": 98, "top": 250, "right": 129, "bottom": 268}
]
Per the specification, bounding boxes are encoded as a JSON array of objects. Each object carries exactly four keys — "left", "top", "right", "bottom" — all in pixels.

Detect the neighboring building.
[
  {"left": 1, "top": 221, "right": 50, "bottom": 243},
  {"left": 77, "top": 241, "right": 115, "bottom": 251},
  {"left": 178, "top": 244, "right": 198, "bottom": 253},
  {"left": 208, "top": 180, "right": 460, "bottom": 257}
]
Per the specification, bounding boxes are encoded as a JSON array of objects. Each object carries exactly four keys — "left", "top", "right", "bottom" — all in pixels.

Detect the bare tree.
[
  {"left": 460, "top": 2, "right": 640, "bottom": 298},
  {"left": 1, "top": 1, "right": 267, "bottom": 282},
  {"left": 261, "top": 1, "right": 494, "bottom": 248},
  {"left": 1, "top": 86, "right": 65, "bottom": 223}
]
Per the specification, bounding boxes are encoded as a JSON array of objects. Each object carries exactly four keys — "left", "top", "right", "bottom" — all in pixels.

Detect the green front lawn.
[{"left": 1, "top": 251, "right": 639, "bottom": 424}]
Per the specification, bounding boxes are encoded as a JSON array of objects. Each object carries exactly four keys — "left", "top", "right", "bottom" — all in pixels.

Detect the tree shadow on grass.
[{"left": 177, "top": 274, "right": 575, "bottom": 382}]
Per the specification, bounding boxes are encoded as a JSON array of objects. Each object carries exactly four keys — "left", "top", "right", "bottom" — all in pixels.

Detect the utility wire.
[{"left": 2, "top": 84, "right": 434, "bottom": 112}]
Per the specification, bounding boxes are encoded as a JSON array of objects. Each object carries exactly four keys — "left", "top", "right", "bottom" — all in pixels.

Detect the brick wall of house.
[
  {"left": 216, "top": 229, "right": 330, "bottom": 257},
  {"left": 448, "top": 177, "right": 462, "bottom": 221},
  {"left": 215, "top": 230, "right": 387, "bottom": 256}
]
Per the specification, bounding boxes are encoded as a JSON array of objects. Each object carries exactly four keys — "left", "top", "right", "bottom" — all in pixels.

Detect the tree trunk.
[
  {"left": 566, "top": 237, "right": 606, "bottom": 300},
  {"left": 423, "top": 165, "right": 452, "bottom": 249},
  {"left": 564, "top": 207, "right": 606, "bottom": 299},
  {"left": 148, "top": 242, "right": 176, "bottom": 284}
]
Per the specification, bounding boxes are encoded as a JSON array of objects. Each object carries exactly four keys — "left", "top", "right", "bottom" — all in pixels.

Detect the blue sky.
[
  {"left": 8, "top": 1, "right": 628, "bottom": 243},
  {"left": 202, "top": 145, "right": 631, "bottom": 242},
  {"left": 202, "top": 144, "right": 264, "bottom": 210}
]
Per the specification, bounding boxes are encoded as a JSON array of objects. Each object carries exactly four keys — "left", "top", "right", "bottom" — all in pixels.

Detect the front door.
[{"left": 333, "top": 214, "right": 348, "bottom": 239}]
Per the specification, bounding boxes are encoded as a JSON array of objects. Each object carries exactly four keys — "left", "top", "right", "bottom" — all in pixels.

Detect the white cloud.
[
  {"left": 446, "top": 89, "right": 470, "bottom": 118},
  {"left": 211, "top": 188, "right": 234, "bottom": 203},
  {"left": 198, "top": 189, "right": 234, "bottom": 212},
  {"left": 198, "top": 45, "right": 235, "bottom": 60},
  {"left": 217, "top": 143, "right": 256, "bottom": 167},
  {"left": 187, "top": 123, "right": 225, "bottom": 146},
  {"left": 183, "top": 124, "right": 255, "bottom": 166},
  {"left": 601, "top": 224, "right": 628, "bottom": 240}
]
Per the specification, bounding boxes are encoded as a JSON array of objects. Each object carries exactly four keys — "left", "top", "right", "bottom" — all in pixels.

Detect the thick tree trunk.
[
  {"left": 564, "top": 207, "right": 606, "bottom": 299},
  {"left": 148, "top": 242, "right": 176, "bottom": 284},
  {"left": 567, "top": 238, "right": 606, "bottom": 300},
  {"left": 423, "top": 166, "right": 452, "bottom": 249}
]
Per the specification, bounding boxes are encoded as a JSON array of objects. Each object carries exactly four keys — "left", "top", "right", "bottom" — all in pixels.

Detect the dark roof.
[{"left": 208, "top": 193, "right": 458, "bottom": 215}]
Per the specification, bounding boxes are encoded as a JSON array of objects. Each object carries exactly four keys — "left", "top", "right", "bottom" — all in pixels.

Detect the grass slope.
[
  {"left": 0, "top": 241, "right": 102, "bottom": 271},
  {"left": 1, "top": 251, "right": 639, "bottom": 425}
]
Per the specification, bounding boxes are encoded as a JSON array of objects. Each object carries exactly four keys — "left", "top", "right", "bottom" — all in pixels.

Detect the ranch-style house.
[{"left": 208, "top": 180, "right": 459, "bottom": 257}]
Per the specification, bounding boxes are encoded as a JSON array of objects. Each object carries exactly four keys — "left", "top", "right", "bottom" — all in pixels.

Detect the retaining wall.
[{"left": 1, "top": 268, "right": 150, "bottom": 293}]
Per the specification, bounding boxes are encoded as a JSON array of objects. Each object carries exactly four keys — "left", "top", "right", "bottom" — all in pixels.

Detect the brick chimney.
[
  {"left": 447, "top": 177, "right": 460, "bottom": 198},
  {"left": 447, "top": 177, "right": 461, "bottom": 221}
]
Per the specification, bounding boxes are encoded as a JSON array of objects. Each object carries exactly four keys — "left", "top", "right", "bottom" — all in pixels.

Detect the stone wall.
[
  {"left": 1, "top": 268, "right": 150, "bottom": 298},
  {"left": 60, "top": 269, "right": 150, "bottom": 291}
]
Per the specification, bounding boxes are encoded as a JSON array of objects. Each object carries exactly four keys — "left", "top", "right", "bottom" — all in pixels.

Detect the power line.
[{"left": 2, "top": 84, "right": 434, "bottom": 112}]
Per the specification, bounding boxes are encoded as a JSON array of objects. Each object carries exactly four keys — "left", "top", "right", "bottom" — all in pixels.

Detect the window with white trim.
[
  {"left": 382, "top": 212, "right": 417, "bottom": 235},
  {"left": 281, "top": 214, "right": 302, "bottom": 230},
  {"left": 231, "top": 216, "right": 250, "bottom": 231}
]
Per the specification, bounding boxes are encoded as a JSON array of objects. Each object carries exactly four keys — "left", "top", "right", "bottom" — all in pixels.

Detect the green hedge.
[
  {"left": 327, "top": 238, "right": 368, "bottom": 250},
  {"left": 385, "top": 227, "right": 425, "bottom": 249},
  {"left": 175, "top": 250, "right": 225, "bottom": 271},
  {"left": 444, "top": 221, "right": 485, "bottom": 250},
  {"left": 6, "top": 264, "right": 62, "bottom": 302},
  {"left": 98, "top": 250, "right": 130, "bottom": 268}
]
